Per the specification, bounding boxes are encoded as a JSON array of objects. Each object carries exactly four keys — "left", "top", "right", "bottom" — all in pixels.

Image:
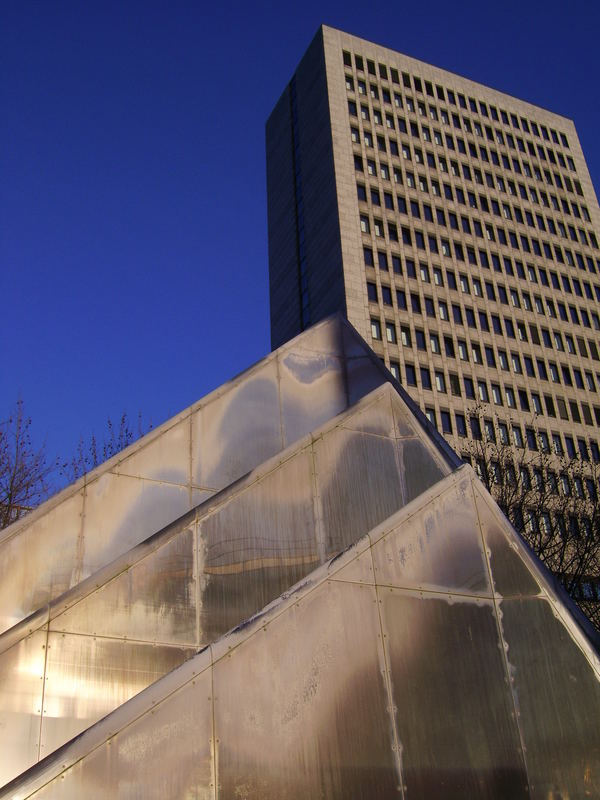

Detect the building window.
[
  {"left": 512, "top": 426, "right": 524, "bottom": 448},
  {"left": 449, "top": 373, "right": 461, "bottom": 396},
  {"left": 441, "top": 410, "right": 452, "bottom": 434},
  {"left": 386, "top": 322, "right": 397, "bottom": 343},
  {"left": 484, "top": 419, "right": 496, "bottom": 443},
  {"left": 471, "top": 417, "right": 482, "bottom": 440},
  {"left": 425, "top": 408, "right": 436, "bottom": 426}
]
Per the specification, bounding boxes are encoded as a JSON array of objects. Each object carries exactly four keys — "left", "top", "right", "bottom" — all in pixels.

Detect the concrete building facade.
[{"left": 267, "top": 25, "right": 600, "bottom": 468}]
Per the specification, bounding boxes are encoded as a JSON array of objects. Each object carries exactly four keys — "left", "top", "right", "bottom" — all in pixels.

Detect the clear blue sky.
[{"left": 2, "top": 0, "right": 599, "bottom": 475}]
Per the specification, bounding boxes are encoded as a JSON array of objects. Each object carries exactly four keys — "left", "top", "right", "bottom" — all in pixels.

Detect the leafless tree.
[
  {"left": 61, "top": 411, "right": 151, "bottom": 482},
  {"left": 463, "top": 404, "right": 600, "bottom": 630},
  {"left": 0, "top": 399, "right": 54, "bottom": 529}
]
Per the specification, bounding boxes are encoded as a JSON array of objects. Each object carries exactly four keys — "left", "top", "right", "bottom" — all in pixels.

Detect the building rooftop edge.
[{"left": 320, "top": 23, "right": 576, "bottom": 129}]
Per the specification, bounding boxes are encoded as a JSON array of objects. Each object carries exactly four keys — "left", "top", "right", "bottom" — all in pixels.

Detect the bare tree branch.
[
  {"left": 0, "top": 399, "right": 53, "bottom": 528},
  {"left": 462, "top": 403, "right": 600, "bottom": 630}
]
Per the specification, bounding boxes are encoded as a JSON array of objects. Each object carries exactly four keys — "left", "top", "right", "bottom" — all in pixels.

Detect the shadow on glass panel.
[
  {"left": 192, "top": 360, "right": 283, "bottom": 490},
  {"left": 499, "top": 596, "right": 600, "bottom": 798},
  {"left": 279, "top": 349, "right": 347, "bottom": 446},
  {"left": 315, "top": 427, "right": 404, "bottom": 556},
  {"left": 380, "top": 590, "right": 528, "bottom": 800},
  {"left": 213, "top": 580, "right": 399, "bottom": 799}
]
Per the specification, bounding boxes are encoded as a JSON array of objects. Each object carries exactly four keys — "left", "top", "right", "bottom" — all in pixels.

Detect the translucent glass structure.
[
  {"left": 1, "top": 316, "right": 598, "bottom": 799},
  {"left": 0, "top": 315, "right": 399, "bottom": 636}
]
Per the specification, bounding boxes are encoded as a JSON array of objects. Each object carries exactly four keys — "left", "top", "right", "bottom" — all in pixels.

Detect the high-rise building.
[{"left": 267, "top": 25, "right": 600, "bottom": 464}]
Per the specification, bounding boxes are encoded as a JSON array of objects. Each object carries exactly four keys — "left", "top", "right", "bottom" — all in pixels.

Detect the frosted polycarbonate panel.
[
  {"left": 371, "top": 477, "right": 490, "bottom": 594},
  {"left": 292, "top": 314, "right": 345, "bottom": 356},
  {"left": 82, "top": 474, "right": 191, "bottom": 575},
  {"left": 278, "top": 349, "right": 346, "bottom": 447},
  {"left": 329, "top": 542, "right": 375, "bottom": 585},
  {"left": 389, "top": 391, "right": 426, "bottom": 438},
  {"left": 191, "top": 487, "right": 213, "bottom": 507},
  {"left": 0, "top": 315, "right": 388, "bottom": 639},
  {"left": 27, "top": 666, "right": 214, "bottom": 800},
  {"left": 192, "top": 358, "right": 282, "bottom": 489},
  {"left": 213, "top": 580, "right": 399, "bottom": 798},
  {"left": 0, "top": 629, "right": 46, "bottom": 786},
  {"left": 0, "top": 491, "right": 84, "bottom": 634},
  {"left": 315, "top": 428, "right": 404, "bottom": 555},
  {"left": 341, "top": 391, "right": 396, "bottom": 438},
  {"left": 380, "top": 590, "right": 528, "bottom": 799},
  {"left": 345, "top": 355, "right": 388, "bottom": 407},
  {"left": 198, "top": 451, "right": 317, "bottom": 643},
  {"left": 473, "top": 483, "right": 541, "bottom": 597},
  {"left": 112, "top": 417, "right": 190, "bottom": 484},
  {"left": 38, "top": 634, "right": 195, "bottom": 763},
  {"left": 500, "top": 597, "right": 600, "bottom": 798},
  {"left": 397, "top": 437, "right": 447, "bottom": 501},
  {"left": 50, "top": 529, "right": 197, "bottom": 645}
]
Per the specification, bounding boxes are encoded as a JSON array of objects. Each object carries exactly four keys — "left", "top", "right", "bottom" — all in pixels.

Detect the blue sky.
[{"left": 2, "top": 0, "right": 599, "bottom": 475}]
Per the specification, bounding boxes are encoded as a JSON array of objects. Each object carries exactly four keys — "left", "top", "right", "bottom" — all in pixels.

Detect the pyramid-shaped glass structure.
[{"left": 0, "top": 316, "right": 598, "bottom": 799}]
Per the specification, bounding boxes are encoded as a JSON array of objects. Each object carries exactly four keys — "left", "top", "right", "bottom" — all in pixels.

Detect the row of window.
[
  {"left": 424, "top": 406, "right": 600, "bottom": 469},
  {"left": 360, "top": 204, "right": 600, "bottom": 309},
  {"left": 371, "top": 181, "right": 598, "bottom": 258},
  {"left": 368, "top": 286, "right": 600, "bottom": 374},
  {"left": 351, "top": 126, "right": 596, "bottom": 255},
  {"left": 348, "top": 108, "right": 596, "bottom": 266},
  {"left": 364, "top": 242, "right": 600, "bottom": 334},
  {"left": 342, "top": 49, "right": 571, "bottom": 150},
  {"left": 367, "top": 275, "right": 600, "bottom": 370},
  {"left": 378, "top": 340, "right": 600, "bottom": 429},
  {"left": 350, "top": 114, "right": 585, "bottom": 223},
  {"left": 348, "top": 96, "right": 579, "bottom": 198},
  {"left": 352, "top": 132, "right": 595, "bottom": 250},
  {"left": 367, "top": 268, "right": 600, "bottom": 341},
  {"left": 355, "top": 166, "right": 598, "bottom": 270},
  {"left": 358, "top": 190, "right": 599, "bottom": 291},
  {"left": 375, "top": 321, "right": 600, "bottom": 410},
  {"left": 571, "top": 580, "right": 600, "bottom": 602},
  {"left": 362, "top": 200, "right": 600, "bottom": 298}
]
